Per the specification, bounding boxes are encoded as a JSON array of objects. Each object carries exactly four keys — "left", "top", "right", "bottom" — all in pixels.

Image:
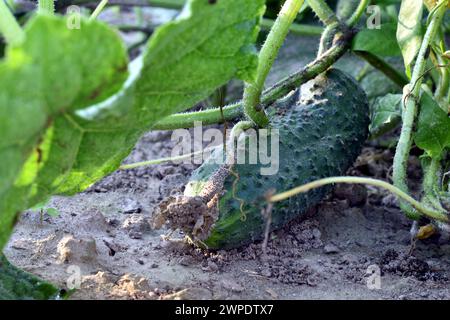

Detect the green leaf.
[
  {"left": 0, "top": 15, "right": 129, "bottom": 250},
  {"left": 0, "top": 152, "right": 40, "bottom": 254},
  {"left": 134, "top": 0, "right": 264, "bottom": 122},
  {"left": 0, "top": 0, "right": 265, "bottom": 250},
  {"left": 352, "top": 23, "right": 402, "bottom": 57},
  {"left": 46, "top": 208, "right": 60, "bottom": 217},
  {"left": 415, "top": 91, "right": 450, "bottom": 158},
  {"left": 0, "top": 254, "right": 59, "bottom": 300},
  {"left": 396, "top": 0, "right": 424, "bottom": 77},
  {"left": 50, "top": 0, "right": 265, "bottom": 195},
  {"left": 369, "top": 93, "right": 402, "bottom": 138}
]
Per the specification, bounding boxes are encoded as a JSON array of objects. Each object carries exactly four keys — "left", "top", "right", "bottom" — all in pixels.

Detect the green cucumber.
[
  {"left": 156, "top": 69, "right": 369, "bottom": 249},
  {"left": 0, "top": 254, "right": 60, "bottom": 300}
]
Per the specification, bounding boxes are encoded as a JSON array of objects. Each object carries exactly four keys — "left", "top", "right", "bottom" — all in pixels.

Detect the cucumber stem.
[
  {"left": 435, "top": 51, "right": 450, "bottom": 106},
  {"left": 38, "top": 0, "right": 55, "bottom": 14},
  {"left": 422, "top": 157, "right": 446, "bottom": 212},
  {"left": 263, "top": 29, "right": 353, "bottom": 103},
  {"left": 393, "top": 1, "right": 447, "bottom": 219},
  {"left": 0, "top": 0, "right": 25, "bottom": 45},
  {"left": 269, "top": 176, "right": 449, "bottom": 223},
  {"left": 423, "top": 157, "right": 441, "bottom": 195},
  {"left": 347, "top": 0, "right": 370, "bottom": 27},
  {"left": 243, "top": 0, "right": 304, "bottom": 127},
  {"left": 152, "top": 103, "right": 241, "bottom": 131},
  {"left": 317, "top": 21, "right": 340, "bottom": 56},
  {"left": 90, "top": 0, "right": 109, "bottom": 20},
  {"left": 260, "top": 18, "right": 323, "bottom": 36},
  {"left": 226, "top": 121, "right": 254, "bottom": 163},
  {"left": 306, "top": 0, "right": 340, "bottom": 26},
  {"left": 152, "top": 29, "right": 353, "bottom": 131},
  {"left": 121, "top": 121, "right": 255, "bottom": 171},
  {"left": 119, "top": 145, "right": 220, "bottom": 170}
]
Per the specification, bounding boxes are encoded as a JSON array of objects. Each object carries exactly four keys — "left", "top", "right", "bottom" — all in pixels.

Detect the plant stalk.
[
  {"left": 347, "top": 0, "right": 370, "bottom": 27},
  {"left": 269, "top": 176, "right": 449, "bottom": 222},
  {"left": 422, "top": 156, "right": 446, "bottom": 211},
  {"left": 317, "top": 22, "right": 340, "bottom": 56},
  {"left": 261, "top": 18, "right": 323, "bottom": 36},
  {"left": 152, "top": 29, "right": 353, "bottom": 131},
  {"left": 262, "top": 29, "right": 353, "bottom": 105},
  {"left": 243, "top": 0, "right": 304, "bottom": 127},
  {"left": 435, "top": 51, "right": 450, "bottom": 105},
  {"left": 306, "top": 0, "right": 340, "bottom": 26},
  {"left": 38, "top": 0, "right": 55, "bottom": 14},
  {"left": 90, "top": 0, "right": 109, "bottom": 20},
  {"left": 119, "top": 146, "right": 218, "bottom": 170},
  {"left": 393, "top": 1, "right": 448, "bottom": 219},
  {"left": 152, "top": 103, "right": 241, "bottom": 130},
  {"left": 0, "top": 0, "right": 25, "bottom": 45}
]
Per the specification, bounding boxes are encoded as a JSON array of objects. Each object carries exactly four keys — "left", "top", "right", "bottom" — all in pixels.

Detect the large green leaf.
[
  {"left": 52, "top": 0, "right": 265, "bottom": 195},
  {"left": 0, "top": 0, "right": 265, "bottom": 250},
  {"left": 415, "top": 91, "right": 450, "bottom": 159},
  {"left": 396, "top": 0, "right": 424, "bottom": 77},
  {"left": 0, "top": 254, "right": 60, "bottom": 300},
  {"left": 369, "top": 93, "right": 402, "bottom": 138},
  {"left": 352, "top": 23, "right": 402, "bottom": 57},
  {"left": 0, "top": 15, "right": 128, "bottom": 250}
]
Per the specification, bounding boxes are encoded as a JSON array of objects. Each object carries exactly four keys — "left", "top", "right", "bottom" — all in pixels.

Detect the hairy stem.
[
  {"left": 354, "top": 51, "right": 409, "bottom": 87},
  {"left": 317, "top": 21, "right": 340, "bottom": 56},
  {"left": 260, "top": 18, "right": 323, "bottom": 36},
  {"left": 152, "top": 103, "right": 241, "bottom": 130},
  {"left": 423, "top": 157, "right": 441, "bottom": 195},
  {"left": 38, "top": 0, "right": 55, "bottom": 14},
  {"left": 0, "top": 0, "right": 25, "bottom": 45},
  {"left": 90, "top": 0, "right": 109, "bottom": 20},
  {"left": 122, "top": 121, "right": 254, "bottom": 170},
  {"left": 434, "top": 51, "right": 450, "bottom": 105},
  {"left": 269, "top": 176, "right": 449, "bottom": 222},
  {"left": 119, "top": 146, "right": 219, "bottom": 170},
  {"left": 393, "top": 1, "right": 448, "bottom": 219},
  {"left": 152, "top": 29, "right": 353, "bottom": 131},
  {"left": 226, "top": 120, "right": 254, "bottom": 163},
  {"left": 347, "top": 0, "right": 370, "bottom": 27},
  {"left": 243, "top": 0, "right": 304, "bottom": 127},
  {"left": 262, "top": 29, "right": 353, "bottom": 104},
  {"left": 422, "top": 156, "right": 445, "bottom": 211},
  {"left": 306, "top": 0, "right": 340, "bottom": 26}
]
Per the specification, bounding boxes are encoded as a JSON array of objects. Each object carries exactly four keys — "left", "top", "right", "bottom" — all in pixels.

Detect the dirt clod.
[
  {"left": 57, "top": 235, "right": 98, "bottom": 264},
  {"left": 379, "top": 249, "right": 447, "bottom": 281}
]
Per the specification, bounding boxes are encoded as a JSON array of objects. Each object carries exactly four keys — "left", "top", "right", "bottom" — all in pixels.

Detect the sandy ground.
[
  {"left": 5, "top": 132, "right": 450, "bottom": 300},
  {"left": 4, "top": 10, "right": 450, "bottom": 300}
]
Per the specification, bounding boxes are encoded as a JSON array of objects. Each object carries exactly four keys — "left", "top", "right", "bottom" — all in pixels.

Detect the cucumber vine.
[
  {"left": 38, "top": 0, "right": 55, "bottom": 15},
  {"left": 0, "top": 0, "right": 24, "bottom": 45},
  {"left": 1, "top": 0, "right": 450, "bottom": 297},
  {"left": 393, "top": 0, "right": 448, "bottom": 219},
  {"left": 243, "top": 0, "right": 304, "bottom": 127}
]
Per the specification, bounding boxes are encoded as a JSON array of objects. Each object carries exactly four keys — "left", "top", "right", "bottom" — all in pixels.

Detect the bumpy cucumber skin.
[
  {"left": 188, "top": 69, "right": 369, "bottom": 249},
  {"left": 0, "top": 255, "right": 59, "bottom": 300}
]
